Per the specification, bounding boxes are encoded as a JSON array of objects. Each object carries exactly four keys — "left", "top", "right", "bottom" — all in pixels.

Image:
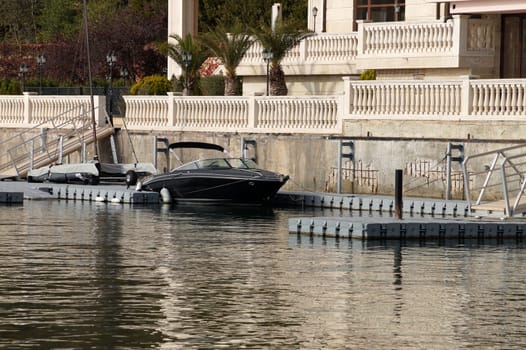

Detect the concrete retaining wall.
[
  {"left": 112, "top": 128, "right": 521, "bottom": 199},
  {"left": 1, "top": 125, "right": 522, "bottom": 200}
]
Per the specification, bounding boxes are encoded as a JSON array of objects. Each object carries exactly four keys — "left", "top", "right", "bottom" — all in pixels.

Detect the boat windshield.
[
  {"left": 175, "top": 158, "right": 258, "bottom": 171},
  {"left": 227, "top": 158, "right": 258, "bottom": 169}
]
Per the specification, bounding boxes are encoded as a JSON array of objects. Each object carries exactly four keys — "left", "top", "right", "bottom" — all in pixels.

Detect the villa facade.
[{"left": 168, "top": 0, "right": 526, "bottom": 96}]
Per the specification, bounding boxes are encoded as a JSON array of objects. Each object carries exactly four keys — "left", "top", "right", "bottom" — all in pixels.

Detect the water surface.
[{"left": 0, "top": 201, "right": 525, "bottom": 349}]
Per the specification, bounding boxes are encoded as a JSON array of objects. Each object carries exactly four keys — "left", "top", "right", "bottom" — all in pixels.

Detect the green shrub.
[
  {"left": 130, "top": 75, "right": 172, "bottom": 95},
  {"left": 359, "top": 69, "right": 376, "bottom": 80},
  {"left": 200, "top": 75, "right": 225, "bottom": 96},
  {"left": 0, "top": 79, "right": 21, "bottom": 94}
]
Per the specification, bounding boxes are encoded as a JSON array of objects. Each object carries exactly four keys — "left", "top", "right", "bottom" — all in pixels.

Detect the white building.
[{"left": 168, "top": 0, "right": 526, "bottom": 95}]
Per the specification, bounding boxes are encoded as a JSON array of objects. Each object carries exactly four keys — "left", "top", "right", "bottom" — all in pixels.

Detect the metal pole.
[
  {"left": 394, "top": 169, "right": 403, "bottom": 220},
  {"left": 337, "top": 139, "right": 342, "bottom": 194},
  {"left": 109, "top": 69, "right": 113, "bottom": 110},
  {"left": 58, "top": 135, "right": 64, "bottom": 165},
  {"left": 266, "top": 60, "right": 270, "bottom": 96},
  {"left": 82, "top": 0, "right": 99, "bottom": 162},
  {"left": 29, "top": 139, "right": 34, "bottom": 171},
  {"left": 184, "top": 63, "right": 188, "bottom": 95},
  {"left": 153, "top": 136, "right": 158, "bottom": 169},
  {"left": 81, "top": 142, "right": 86, "bottom": 163},
  {"left": 446, "top": 142, "right": 452, "bottom": 200},
  {"left": 38, "top": 63, "right": 42, "bottom": 95}
]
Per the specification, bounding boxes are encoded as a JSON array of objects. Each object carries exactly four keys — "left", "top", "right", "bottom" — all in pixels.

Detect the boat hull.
[{"left": 142, "top": 171, "right": 288, "bottom": 204}]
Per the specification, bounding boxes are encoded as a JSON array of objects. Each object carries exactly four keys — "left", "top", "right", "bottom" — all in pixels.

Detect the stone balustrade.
[
  {"left": 2, "top": 78, "right": 526, "bottom": 134},
  {"left": 344, "top": 80, "right": 463, "bottom": 117},
  {"left": 470, "top": 80, "right": 526, "bottom": 116},
  {"left": 360, "top": 21, "right": 454, "bottom": 56},
  {"left": 123, "top": 94, "right": 342, "bottom": 134},
  {"left": 0, "top": 93, "right": 107, "bottom": 128},
  {"left": 343, "top": 78, "right": 526, "bottom": 120}
]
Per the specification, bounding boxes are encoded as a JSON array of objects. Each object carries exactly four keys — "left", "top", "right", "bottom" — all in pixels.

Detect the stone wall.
[{"left": 111, "top": 128, "right": 525, "bottom": 200}]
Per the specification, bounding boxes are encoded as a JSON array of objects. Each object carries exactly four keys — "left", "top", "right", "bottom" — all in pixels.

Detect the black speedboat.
[{"left": 141, "top": 142, "right": 289, "bottom": 204}]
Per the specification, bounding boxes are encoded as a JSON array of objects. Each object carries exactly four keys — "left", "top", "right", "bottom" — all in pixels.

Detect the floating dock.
[
  {"left": 275, "top": 191, "right": 471, "bottom": 216},
  {"left": 0, "top": 181, "right": 159, "bottom": 204},
  {"left": 288, "top": 215, "right": 526, "bottom": 242},
  {"left": 2, "top": 183, "right": 524, "bottom": 242},
  {"left": 276, "top": 191, "right": 526, "bottom": 242}
]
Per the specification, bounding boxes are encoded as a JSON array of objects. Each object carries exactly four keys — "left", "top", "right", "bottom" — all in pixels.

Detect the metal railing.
[
  {"left": 0, "top": 105, "right": 113, "bottom": 179},
  {"left": 462, "top": 144, "right": 526, "bottom": 217}
]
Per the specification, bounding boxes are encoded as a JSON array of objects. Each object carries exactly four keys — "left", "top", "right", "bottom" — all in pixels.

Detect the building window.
[{"left": 356, "top": 0, "right": 405, "bottom": 22}]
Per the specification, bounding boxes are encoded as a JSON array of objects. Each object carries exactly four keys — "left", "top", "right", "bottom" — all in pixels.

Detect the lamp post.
[
  {"left": 106, "top": 51, "right": 116, "bottom": 117},
  {"left": 120, "top": 66, "right": 129, "bottom": 84},
  {"left": 181, "top": 51, "right": 192, "bottom": 96},
  {"left": 262, "top": 49, "right": 273, "bottom": 96},
  {"left": 312, "top": 6, "right": 318, "bottom": 32},
  {"left": 19, "top": 62, "right": 28, "bottom": 93},
  {"left": 36, "top": 54, "right": 46, "bottom": 95}
]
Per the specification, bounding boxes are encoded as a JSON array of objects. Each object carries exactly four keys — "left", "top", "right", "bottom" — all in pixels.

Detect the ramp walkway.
[{"left": 0, "top": 105, "right": 113, "bottom": 179}]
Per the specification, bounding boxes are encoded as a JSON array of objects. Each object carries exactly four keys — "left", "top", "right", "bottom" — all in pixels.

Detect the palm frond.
[{"left": 201, "top": 24, "right": 254, "bottom": 78}]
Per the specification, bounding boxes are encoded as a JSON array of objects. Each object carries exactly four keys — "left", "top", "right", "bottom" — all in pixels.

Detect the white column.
[{"left": 167, "top": 0, "right": 199, "bottom": 79}]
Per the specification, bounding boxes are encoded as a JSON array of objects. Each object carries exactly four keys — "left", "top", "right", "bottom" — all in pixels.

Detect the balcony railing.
[
  {"left": 241, "top": 33, "right": 359, "bottom": 66},
  {"left": 238, "top": 15, "right": 496, "bottom": 73}
]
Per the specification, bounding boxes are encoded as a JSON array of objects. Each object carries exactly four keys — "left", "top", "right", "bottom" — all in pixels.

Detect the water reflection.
[{"left": 0, "top": 201, "right": 525, "bottom": 349}]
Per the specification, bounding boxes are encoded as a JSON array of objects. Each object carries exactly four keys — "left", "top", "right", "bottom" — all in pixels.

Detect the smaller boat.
[
  {"left": 27, "top": 161, "right": 157, "bottom": 185},
  {"left": 140, "top": 142, "right": 289, "bottom": 205}
]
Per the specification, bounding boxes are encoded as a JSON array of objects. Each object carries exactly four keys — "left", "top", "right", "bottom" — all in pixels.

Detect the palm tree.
[
  {"left": 202, "top": 24, "right": 254, "bottom": 96},
  {"left": 253, "top": 23, "right": 313, "bottom": 96},
  {"left": 166, "top": 33, "right": 209, "bottom": 95}
]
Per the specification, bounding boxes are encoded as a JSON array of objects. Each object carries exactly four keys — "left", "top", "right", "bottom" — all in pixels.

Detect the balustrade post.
[
  {"left": 356, "top": 20, "right": 367, "bottom": 56},
  {"left": 167, "top": 92, "right": 175, "bottom": 126},
  {"left": 460, "top": 75, "right": 473, "bottom": 117},
  {"left": 23, "top": 92, "right": 34, "bottom": 124},
  {"left": 342, "top": 76, "right": 353, "bottom": 116},
  {"left": 93, "top": 96, "right": 107, "bottom": 126},
  {"left": 299, "top": 39, "right": 307, "bottom": 62},
  {"left": 336, "top": 94, "right": 345, "bottom": 132},
  {"left": 248, "top": 95, "right": 257, "bottom": 130}
]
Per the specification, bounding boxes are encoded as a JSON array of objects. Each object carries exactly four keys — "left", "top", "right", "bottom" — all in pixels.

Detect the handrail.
[
  {"left": 0, "top": 104, "right": 113, "bottom": 178},
  {"left": 462, "top": 143, "right": 526, "bottom": 217}
]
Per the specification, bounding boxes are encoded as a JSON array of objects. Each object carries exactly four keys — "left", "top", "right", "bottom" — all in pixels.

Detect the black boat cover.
[{"left": 168, "top": 142, "right": 226, "bottom": 153}]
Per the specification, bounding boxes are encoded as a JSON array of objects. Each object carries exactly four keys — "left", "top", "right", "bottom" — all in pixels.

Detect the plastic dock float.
[
  {"left": 0, "top": 181, "right": 160, "bottom": 204},
  {"left": 288, "top": 216, "right": 526, "bottom": 242},
  {"left": 0, "top": 192, "right": 23, "bottom": 204},
  {"left": 275, "top": 191, "right": 471, "bottom": 217},
  {"left": 51, "top": 184, "right": 160, "bottom": 204}
]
